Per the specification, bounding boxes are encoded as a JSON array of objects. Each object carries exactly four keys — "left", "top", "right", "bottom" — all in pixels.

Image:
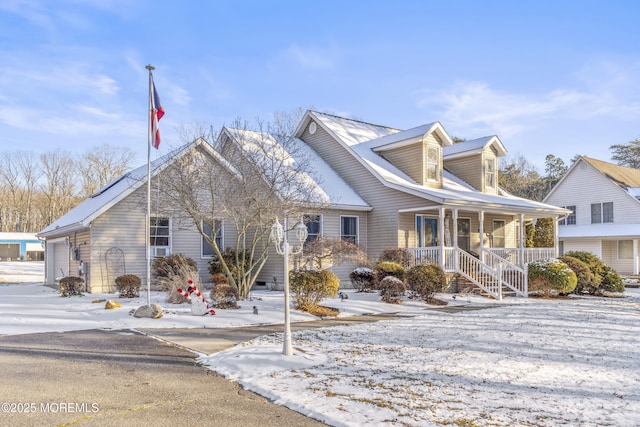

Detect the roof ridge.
[{"left": 310, "top": 110, "right": 401, "bottom": 132}]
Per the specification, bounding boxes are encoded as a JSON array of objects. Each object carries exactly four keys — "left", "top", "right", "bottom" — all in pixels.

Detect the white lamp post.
[{"left": 270, "top": 217, "right": 308, "bottom": 356}]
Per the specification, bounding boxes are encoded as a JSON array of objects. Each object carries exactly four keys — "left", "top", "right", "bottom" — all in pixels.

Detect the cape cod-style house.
[
  {"left": 544, "top": 156, "right": 640, "bottom": 275},
  {"left": 38, "top": 110, "right": 569, "bottom": 299}
]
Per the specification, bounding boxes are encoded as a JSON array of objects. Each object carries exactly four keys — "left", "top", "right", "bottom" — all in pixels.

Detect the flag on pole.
[{"left": 150, "top": 78, "right": 165, "bottom": 149}]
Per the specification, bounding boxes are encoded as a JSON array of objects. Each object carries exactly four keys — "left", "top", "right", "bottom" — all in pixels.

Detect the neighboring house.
[
  {"left": 544, "top": 156, "right": 640, "bottom": 275},
  {"left": 38, "top": 111, "right": 569, "bottom": 298},
  {"left": 0, "top": 233, "right": 44, "bottom": 261}
]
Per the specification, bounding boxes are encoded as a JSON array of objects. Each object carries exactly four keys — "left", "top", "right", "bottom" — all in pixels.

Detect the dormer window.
[
  {"left": 426, "top": 145, "right": 440, "bottom": 182},
  {"left": 484, "top": 158, "right": 496, "bottom": 188}
]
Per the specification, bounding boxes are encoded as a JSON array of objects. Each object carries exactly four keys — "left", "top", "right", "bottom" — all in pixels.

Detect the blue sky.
[{"left": 1, "top": 0, "right": 639, "bottom": 171}]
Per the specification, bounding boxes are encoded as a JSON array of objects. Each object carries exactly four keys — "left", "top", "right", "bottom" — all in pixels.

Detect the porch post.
[
  {"left": 453, "top": 208, "right": 459, "bottom": 271},
  {"left": 478, "top": 210, "right": 485, "bottom": 263},
  {"left": 438, "top": 206, "right": 445, "bottom": 269},
  {"left": 634, "top": 239, "right": 639, "bottom": 276},
  {"left": 553, "top": 215, "right": 559, "bottom": 258},
  {"left": 519, "top": 213, "right": 525, "bottom": 267}
]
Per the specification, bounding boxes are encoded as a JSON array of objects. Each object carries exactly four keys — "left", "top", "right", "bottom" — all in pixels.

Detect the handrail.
[
  {"left": 483, "top": 250, "right": 528, "bottom": 297},
  {"left": 456, "top": 248, "right": 502, "bottom": 300}
]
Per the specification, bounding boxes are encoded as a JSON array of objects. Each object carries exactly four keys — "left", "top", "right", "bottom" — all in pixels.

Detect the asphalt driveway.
[{"left": 0, "top": 329, "right": 327, "bottom": 427}]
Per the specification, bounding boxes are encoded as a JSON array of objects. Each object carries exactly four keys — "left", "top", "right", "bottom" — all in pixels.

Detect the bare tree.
[
  {"left": 39, "top": 149, "right": 78, "bottom": 225},
  {"left": 77, "top": 144, "right": 136, "bottom": 197},
  {"left": 160, "top": 113, "right": 327, "bottom": 299},
  {"left": 499, "top": 154, "right": 546, "bottom": 201}
]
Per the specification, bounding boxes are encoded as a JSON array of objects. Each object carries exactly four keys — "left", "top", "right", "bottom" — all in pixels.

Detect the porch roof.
[{"left": 559, "top": 224, "right": 640, "bottom": 239}]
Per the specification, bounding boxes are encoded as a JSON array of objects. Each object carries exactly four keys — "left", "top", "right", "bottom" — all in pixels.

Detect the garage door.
[
  {"left": 0, "top": 244, "right": 19, "bottom": 261},
  {"left": 53, "top": 242, "right": 69, "bottom": 279}
]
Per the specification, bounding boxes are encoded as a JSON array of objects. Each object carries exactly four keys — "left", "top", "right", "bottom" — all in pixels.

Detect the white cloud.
[
  {"left": 418, "top": 59, "right": 640, "bottom": 140},
  {"left": 279, "top": 43, "right": 339, "bottom": 70}
]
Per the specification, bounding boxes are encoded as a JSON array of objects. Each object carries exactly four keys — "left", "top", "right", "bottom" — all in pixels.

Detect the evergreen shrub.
[
  {"left": 349, "top": 267, "right": 375, "bottom": 292},
  {"left": 406, "top": 264, "right": 446, "bottom": 300},
  {"left": 528, "top": 259, "right": 577, "bottom": 296},
  {"left": 289, "top": 269, "right": 340, "bottom": 310}
]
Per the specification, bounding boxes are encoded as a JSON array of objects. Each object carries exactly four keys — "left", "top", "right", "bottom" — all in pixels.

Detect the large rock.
[{"left": 133, "top": 304, "right": 163, "bottom": 319}]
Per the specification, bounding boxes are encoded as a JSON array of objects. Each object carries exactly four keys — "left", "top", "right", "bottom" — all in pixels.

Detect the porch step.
[{"left": 452, "top": 274, "right": 515, "bottom": 299}]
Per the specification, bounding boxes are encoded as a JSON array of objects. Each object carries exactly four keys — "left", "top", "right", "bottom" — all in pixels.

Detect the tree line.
[{"left": 0, "top": 144, "right": 135, "bottom": 233}]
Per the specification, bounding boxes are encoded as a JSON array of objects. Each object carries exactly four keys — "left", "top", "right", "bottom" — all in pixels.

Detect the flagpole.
[{"left": 145, "top": 64, "right": 154, "bottom": 307}]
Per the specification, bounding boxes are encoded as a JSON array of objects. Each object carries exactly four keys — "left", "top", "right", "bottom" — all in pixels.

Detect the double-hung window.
[
  {"left": 485, "top": 159, "right": 496, "bottom": 189},
  {"left": 591, "top": 202, "right": 613, "bottom": 224},
  {"left": 340, "top": 216, "right": 358, "bottom": 244},
  {"left": 202, "top": 220, "right": 223, "bottom": 257},
  {"left": 150, "top": 216, "right": 171, "bottom": 257},
  {"left": 425, "top": 145, "right": 440, "bottom": 182},
  {"left": 304, "top": 214, "right": 322, "bottom": 244},
  {"left": 560, "top": 206, "right": 576, "bottom": 225}
]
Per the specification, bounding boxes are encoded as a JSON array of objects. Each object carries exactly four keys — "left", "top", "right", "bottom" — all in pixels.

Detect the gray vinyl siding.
[
  {"left": 301, "top": 122, "right": 433, "bottom": 260},
  {"left": 89, "top": 188, "right": 147, "bottom": 292}
]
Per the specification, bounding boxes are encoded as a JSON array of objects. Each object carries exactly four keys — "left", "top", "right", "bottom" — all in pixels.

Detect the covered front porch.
[{"left": 399, "top": 205, "right": 563, "bottom": 299}]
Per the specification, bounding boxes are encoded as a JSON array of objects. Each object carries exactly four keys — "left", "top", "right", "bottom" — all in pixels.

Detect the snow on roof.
[
  {"left": 311, "top": 111, "right": 400, "bottom": 146},
  {"left": 0, "top": 232, "right": 41, "bottom": 241},
  {"left": 224, "top": 126, "right": 370, "bottom": 209},
  {"left": 311, "top": 113, "right": 566, "bottom": 215},
  {"left": 443, "top": 136, "right": 507, "bottom": 158},
  {"left": 38, "top": 145, "right": 186, "bottom": 238}
]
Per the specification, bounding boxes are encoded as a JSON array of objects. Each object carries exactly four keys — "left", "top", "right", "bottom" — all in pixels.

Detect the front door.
[{"left": 417, "top": 216, "right": 438, "bottom": 247}]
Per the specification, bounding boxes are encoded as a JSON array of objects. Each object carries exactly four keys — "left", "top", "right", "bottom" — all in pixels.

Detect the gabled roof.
[
  {"left": 443, "top": 135, "right": 507, "bottom": 159},
  {"left": 582, "top": 156, "right": 640, "bottom": 189},
  {"left": 545, "top": 156, "right": 640, "bottom": 204},
  {"left": 38, "top": 139, "right": 209, "bottom": 238},
  {"left": 306, "top": 110, "right": 568, "bottom": 216},
  {"left": 221, "top": 126, "right": 370, "bottom": 210}
]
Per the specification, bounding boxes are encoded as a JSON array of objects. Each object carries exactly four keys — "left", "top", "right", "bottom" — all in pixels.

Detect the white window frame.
[
  {"left": 560, "top": 206, "right": 576, "bottom": 225},
  {"left": 484, "top": 158, "right": 496, "bottom": 189},
  {"left": 492, "top": 219, "right": 506, "bottom": 248},
  {"left": 618, "top": 240, "right": 633, "bottom": 260},
  {"left": 425, "top": 144, "right": 440, "bottom": 183},
  {"left": 201, "top": 219, "right": 223, "bottom": 258},
  {"left": 150, "top": 216, "right": 171, "bottom": 258},
  {"left": 340, "top": 215, "right": 359, "bottom": 244},
  {"left": 304, "top": 214, "right": 322, "bottom": 244}
]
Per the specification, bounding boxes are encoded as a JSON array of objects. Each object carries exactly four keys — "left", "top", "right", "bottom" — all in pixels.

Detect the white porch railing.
[
  {"left": 406, "top": 246, "right": 538, "bottom": 299},
  {"left": 485, "top": 247, "right": 555, "bottom": 266},
  {"left": 483, "top": 250, "right": 528, "bottom": 297}
]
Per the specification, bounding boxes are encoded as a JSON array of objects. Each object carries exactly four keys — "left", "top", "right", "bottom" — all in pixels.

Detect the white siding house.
[{"left": 544, "top": 156, "right": 640, "bottom": 275}]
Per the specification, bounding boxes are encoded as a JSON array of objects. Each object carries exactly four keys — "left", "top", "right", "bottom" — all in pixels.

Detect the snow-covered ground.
[{"left": 1, "top": 262, "right": 639, "bottom": 426}]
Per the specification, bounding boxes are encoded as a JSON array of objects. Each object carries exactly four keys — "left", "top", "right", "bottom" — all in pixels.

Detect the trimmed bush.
[
  {"left": 379, "top": 276, "right": 406, "bottom": 304},
  {"left": 601, "top": 265, "right": 624, "bottom": 294},
  {"left": 406, "top": 264, "right": 446, "bottom": 301},
  {"left": 349, "top": 267, "right": 375, "bottom": 292},
  {"left": 59, "top": 276, "right": 84, "bottom": 297},
  {"left": 115, "top": 274, "right": 141, "bottom": 298},
  {"left": 563, "top": 251, "right": 624, "bottom": 295},
  {"left": 152, "top": 254, "right": 201, "bottom": 304},
  {"left": 528, "top": 259, "right": 577, "bottom": 296},
  {"left": 289, "top": 269, "right": 340, "bottom": 310},
  {"left": 558, "top": 256, "right": 596, "bottom": 295},
  {"left": 378, "top": 247, "right": 411, "bottom": 268},
  {"left": 210, "top": 283, "right": 239, "bottom": 309},
  {"left": 374, "top": 261, "right": 405, "bottom": 289}
]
